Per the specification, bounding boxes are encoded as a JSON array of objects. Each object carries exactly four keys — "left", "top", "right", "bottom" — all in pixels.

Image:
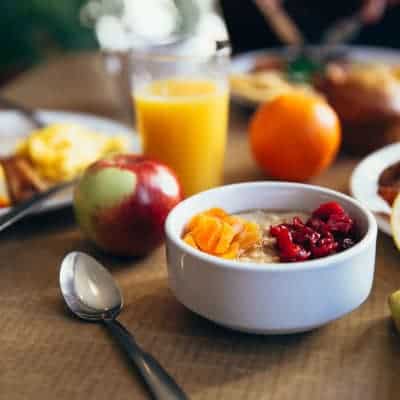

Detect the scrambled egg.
[
  {"left": 230, "top": 71, "right": 318, "bottom": 104},
  {"left": 16, "top": 123, "right": 129, "bottom": 182}
]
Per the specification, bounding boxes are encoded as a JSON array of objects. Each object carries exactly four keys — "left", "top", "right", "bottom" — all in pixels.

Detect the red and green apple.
[{"left": 74, "top": 154, "right": 182, "bottom": 256}]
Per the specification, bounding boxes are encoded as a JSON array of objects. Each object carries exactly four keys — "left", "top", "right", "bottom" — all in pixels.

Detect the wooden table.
[{"left": 1, "top": 52, "right": 400, "bottom": 400}]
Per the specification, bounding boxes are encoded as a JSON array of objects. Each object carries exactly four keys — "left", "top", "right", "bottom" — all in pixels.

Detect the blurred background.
[
  {"left": 1, "top": 0, "right": 400, "bottom": 86},
  {"left": 0, "top": 0, "right": 96, "bottom": 85}
]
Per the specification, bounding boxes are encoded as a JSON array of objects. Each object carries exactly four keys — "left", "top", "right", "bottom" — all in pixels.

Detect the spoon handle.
[{"left": 104, "top": 319, "right": 188, "bottom": 400}]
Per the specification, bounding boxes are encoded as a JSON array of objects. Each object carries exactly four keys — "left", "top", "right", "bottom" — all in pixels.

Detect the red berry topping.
[
  {"left": 326, "top": 213, "right": 353, "bottom": 234},
  {"left": 292, "top": 216, "right": 305, "bottom": 229},
  {"left": 292, "top": 226, "right": 320, "bottom": 246},
  {"left": 310, "top": 237, "right": 339, "bottom": 258},
  {"left": 270, "top": 202, "right": 358, "bottom": 263},
  {"left": 306, "top": 217, "right": 330, "bottom": 235},
  {"left": 270, "top": 224, "right": 293, "bottom": 249},
  {"left": 312, "top": 202, "right": 345, "bottom": 221},
  {"left": 270, "top": 224, "right": 311, "bottom": 262}
]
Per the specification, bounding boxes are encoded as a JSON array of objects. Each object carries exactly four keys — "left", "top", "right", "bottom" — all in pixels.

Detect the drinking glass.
[{"left": 130, "top": 46, "right": 229, "bottom": 197}]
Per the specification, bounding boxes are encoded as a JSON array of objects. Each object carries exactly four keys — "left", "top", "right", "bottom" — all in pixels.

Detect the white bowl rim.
[{"left": 165, "top": 182, "right": 377, "bottom": 272}]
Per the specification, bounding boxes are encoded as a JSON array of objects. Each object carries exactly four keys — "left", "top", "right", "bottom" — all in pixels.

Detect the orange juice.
[{"left": 134, "top": 79, "right": 229, "bottom": 196}]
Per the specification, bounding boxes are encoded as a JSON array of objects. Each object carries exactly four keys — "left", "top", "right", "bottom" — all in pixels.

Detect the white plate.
[
  {"left": 350, "top": 143, "right": 400, "bottom": 235},
  {"left": 0, "top": 109, "right": 141, "bottom": 216},
  {"left": 230, "top": 45, "right": 400, "bottom": 107}
]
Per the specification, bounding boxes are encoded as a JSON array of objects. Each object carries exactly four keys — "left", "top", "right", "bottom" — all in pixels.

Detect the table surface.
[{"left": 1, "top": 52, "right": 400, "bottom": 400}]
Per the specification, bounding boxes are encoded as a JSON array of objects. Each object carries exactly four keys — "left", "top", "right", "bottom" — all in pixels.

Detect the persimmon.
[{"left": 249, "top": 92, "right": 341, "bottom": 182}]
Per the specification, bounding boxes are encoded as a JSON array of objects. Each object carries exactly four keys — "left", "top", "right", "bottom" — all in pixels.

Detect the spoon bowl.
[{"left": 60, "top": 252, "right": 122, "bottom": 321}]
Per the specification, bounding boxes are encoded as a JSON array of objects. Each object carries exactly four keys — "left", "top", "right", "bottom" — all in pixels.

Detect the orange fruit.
[{"left": 249, "top": 92, "right": 341, "bottom": 181}]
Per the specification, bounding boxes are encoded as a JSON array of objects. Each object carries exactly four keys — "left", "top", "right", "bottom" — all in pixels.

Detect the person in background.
[{"left": 220, "top": 0, "right": 400, "bottom": 53}]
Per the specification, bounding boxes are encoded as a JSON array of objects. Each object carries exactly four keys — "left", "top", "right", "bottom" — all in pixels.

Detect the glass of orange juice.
[{"left": 131, "top": 46, "right": 229, "bottom": 197}]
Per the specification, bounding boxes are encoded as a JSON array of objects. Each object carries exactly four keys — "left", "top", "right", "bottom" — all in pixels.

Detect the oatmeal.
[
  {"left": 182, "top": 203, "right": 359, "bottom": 263},
  {"left": 234, "top": 210, "right": 310, "bottom": 263}
]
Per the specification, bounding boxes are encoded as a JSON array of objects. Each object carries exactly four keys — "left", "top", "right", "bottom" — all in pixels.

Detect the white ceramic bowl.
[{"left": 165, "top": 182, "right": 377, "bottom": 334}]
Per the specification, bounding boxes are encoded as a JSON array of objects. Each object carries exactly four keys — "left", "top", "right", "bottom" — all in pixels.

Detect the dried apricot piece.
[
  {"left": 214, "top": 221, "right": 236, "bottom": 254},
  {"left": 183, "top": 233, "right": 198, "bottom": 249},
  {"left": 186, "top": 213, "right": 204, "bottom": 232},
  {"left": 186, "top": 208, "right": 228, "bottom": 232},
  {"left": 205, "top": 208, "right": 228, "bottom": 219},
  {"left": 191, "top": 215, "right": 223, "bottom": 252},
  {"left": 221, "top": 242, "right": 240, "bottom": 259},
  {"left": 183, "top": 208, "right": 262, "bottom": 259},
  {"left": 224, "top": 215, "right": 245, "bottom": 236},
  {"left": 237, "top": 222, "right": 261, "bottom": 250}
]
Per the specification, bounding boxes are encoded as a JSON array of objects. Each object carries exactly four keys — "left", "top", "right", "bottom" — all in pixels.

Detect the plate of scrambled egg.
[{"left": 0, "top": 109, "right": 140, "bottom": 214}]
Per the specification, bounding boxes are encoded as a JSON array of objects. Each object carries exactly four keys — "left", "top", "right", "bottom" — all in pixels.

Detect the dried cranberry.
[
  {"left": 321, "top": 230, "right": 335, "bottom": 240},
  {"left": 326, "top": 213, "right": 354, "bottom": 235},
  {"left": 270, "top": 224, "right": 290, "bottom": 239},
  {"left": 279, "top": 243, "right": 300, "bottom": 261},
  {"left": 270, "top": 224, "right": 311, "bottom": 262},
  {"left": 292, "top": 226, "right": 320, "bottom": 246},
  {"left": 306, "top": 217, "right": 330, "bottom": 235},
  {"left": 270, "top": 225, "right": 294, "bottom": 248},
  {"left": 281, "top": 246, "right": 311, "bottom": 262},
  {"left": 312, "top": 202, "right": 345, "bottom": 221},
  {"left": 292, "top": 216, "right": 305, "bottom": 229},
  {"left": 295, "top": 248, "right": 311, "bottom": 261},
  {"left": 310, "top": 237, "right": 339, "bottom": 258},
  {"left": 270, "top": 224, "right": 288, "bottom": 244}
]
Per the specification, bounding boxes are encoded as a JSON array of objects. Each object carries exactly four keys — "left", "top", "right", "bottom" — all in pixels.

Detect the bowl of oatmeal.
[{"left": 165, "top": 182, "right": 377, "bottom": 334}]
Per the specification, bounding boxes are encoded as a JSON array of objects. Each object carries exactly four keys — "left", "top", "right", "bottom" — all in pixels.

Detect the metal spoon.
[{"left": 59, "top": 252, "right": 188, "bottom": 400}]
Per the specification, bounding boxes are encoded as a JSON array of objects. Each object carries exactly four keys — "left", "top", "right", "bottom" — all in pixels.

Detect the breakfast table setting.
[{"left": 1, "top": 45, "right": 400, "bottom": 400}]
